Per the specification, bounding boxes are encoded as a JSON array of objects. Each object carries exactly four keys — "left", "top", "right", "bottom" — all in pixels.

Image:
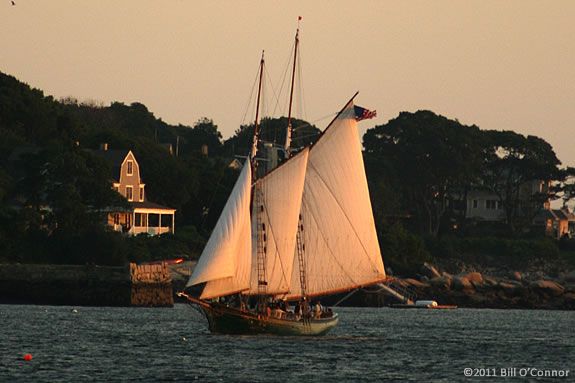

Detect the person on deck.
[{"left": 314, "top": 301, "right": 322, "bottom": 319}]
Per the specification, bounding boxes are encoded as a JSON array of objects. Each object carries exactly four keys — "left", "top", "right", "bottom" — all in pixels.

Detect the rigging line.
[
  {"left": 289, "top": 113, "right": 336, "bottom": 137},
  {"left": 240, "top": 60, "right": 265, "bottom": 126},
  {"left": 306, "top": 158, "right": 383, "bottom": 275},
  {"left": 296, "top": 42, "right": 306, "bottom": 121},
  {"left": 299, "top": 197, "right": 357, "bottom": 289},
  {"left": 272, "top": 39, "right": 296, "bottom": 117},
  {"left": 263, "top": 65, "right": 281, "bottom": 118},
  {"left": 258, "top": 180, "right": 291, "bottom": 290}
]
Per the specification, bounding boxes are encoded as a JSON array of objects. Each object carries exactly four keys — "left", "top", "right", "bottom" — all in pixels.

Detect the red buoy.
[{"left": 23, "top": 353, "right": 32, "bottom": 361}]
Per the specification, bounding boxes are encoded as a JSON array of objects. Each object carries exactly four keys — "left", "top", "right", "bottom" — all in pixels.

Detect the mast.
[
  {"left": 249, "top": 51, "right": 269, "bottom": 299},
  {"left": 284, "top": 19, "right": 309, "bottom": 300},
  {"left": 251, "top": 50, "right": 265, "bottom": 165},
  {"left": 284, "top": 19, "right": 301, "bottom": 158}
]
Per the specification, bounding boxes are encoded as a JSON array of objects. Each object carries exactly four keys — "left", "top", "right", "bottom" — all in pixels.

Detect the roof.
[
  {"left": 553, "top": 208, "right": 575, "bottom": 221},
  {"left": 131, "top": 200, "right": 176, "bottom": 212},
  {"left": 536, "top": 208, "right": 575, "bottom": 222}
]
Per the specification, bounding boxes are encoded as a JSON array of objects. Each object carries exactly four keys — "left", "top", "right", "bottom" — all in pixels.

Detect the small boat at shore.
[
  {"left": 178, "top": 25, "right": 385, "bottom": 336},
  {"left": 391, "top": 300, "right": 458, "bottom": 310}
]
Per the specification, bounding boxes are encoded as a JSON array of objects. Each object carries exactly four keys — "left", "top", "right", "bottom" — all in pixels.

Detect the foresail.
[
  {"left": 246, "top": 148, "right": 309, "bottom": 296},
  {"left": 186, "top": 162, "right": 252, "bottom": 299},
  {"left": 288, "top": 100, "right": 385, "bottom": 299},
  {"left": 200, "top": 210, "right": 252, "bottom": 299}
]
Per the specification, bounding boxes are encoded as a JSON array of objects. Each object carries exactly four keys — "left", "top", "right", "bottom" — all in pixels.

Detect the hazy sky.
[{"left": 2, "top": 1, "right": 574, "bottom": 166}]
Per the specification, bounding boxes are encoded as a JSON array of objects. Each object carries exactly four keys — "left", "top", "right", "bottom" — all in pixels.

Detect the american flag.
[{"left": 354, "top": 105, "right": 377, "bottom": 121}]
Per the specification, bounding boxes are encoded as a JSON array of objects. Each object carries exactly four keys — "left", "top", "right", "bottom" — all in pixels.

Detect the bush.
[
  {"left": 379, "top": 223, "right": 431, "bottom": 276},
  {"left": 425, "top": 236, "right": 559, "bottom": 268}
]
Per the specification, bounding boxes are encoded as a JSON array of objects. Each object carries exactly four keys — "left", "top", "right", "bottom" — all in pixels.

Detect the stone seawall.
[
  {"left": 0, "top": 263, "right": 173, "bottom": 307},
  {"left": 130, "top": 263, "right": 173, "bottom": 307}
]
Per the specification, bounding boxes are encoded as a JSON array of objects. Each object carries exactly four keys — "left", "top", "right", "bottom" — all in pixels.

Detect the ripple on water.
[{"left": 0, "top": 305, "right": 572, "bottom": 382}]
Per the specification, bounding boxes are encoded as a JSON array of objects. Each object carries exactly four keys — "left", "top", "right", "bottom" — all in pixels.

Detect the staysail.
[
  {"left": 246, "top": 148, "right": 309, "bottom": 295},
  {"left": 288, "top": 100, "right": 386, "bottom": 299},
  {"left": 186, "top": 162, "right": 252, "bottom": 299}
]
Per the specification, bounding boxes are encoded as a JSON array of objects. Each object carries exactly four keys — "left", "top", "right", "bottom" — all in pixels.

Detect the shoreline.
[{"left": 1, "top": 262, "right": 573, "bottom": 310}]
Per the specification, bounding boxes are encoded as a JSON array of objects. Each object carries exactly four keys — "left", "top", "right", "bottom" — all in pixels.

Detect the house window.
[
  {"left": 486, "top": 200, "right": 497, "bottom": 209},
  {"left": 126, "top": 186, "right": 133, "bottom": 201},
  {"left": 472, "top": 200, "right": 478, "bottom": 209},
  {"left": 496, "top": 201, "right": 502, "bottom": 210},
  {"left": 139, "top": 186, "right": 144, "bottom": 202},
  {"left": 135, "top": 213, "right": 143, "bottom": 227},
  {"left": 127, "top": 160, "right": 133, "bottom": 176}
]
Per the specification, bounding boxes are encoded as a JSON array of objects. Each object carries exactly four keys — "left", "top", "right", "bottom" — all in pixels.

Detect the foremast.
[{"left": 251, "top": 51, "right": 269, "bottom": 300}]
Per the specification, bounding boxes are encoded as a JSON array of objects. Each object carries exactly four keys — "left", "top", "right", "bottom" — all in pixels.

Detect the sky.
[{"left": 2, "top": 1, "right": 574, "bottom": 166}]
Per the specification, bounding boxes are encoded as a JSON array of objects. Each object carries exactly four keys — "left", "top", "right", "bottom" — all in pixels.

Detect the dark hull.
[{"left": 202, "top": 303, "right": 339, "bottom": 336}]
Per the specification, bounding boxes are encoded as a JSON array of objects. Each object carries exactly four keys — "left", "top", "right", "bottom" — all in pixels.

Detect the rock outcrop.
[{"left": 376, "top": 262, "right": 574, "bottom": 310}]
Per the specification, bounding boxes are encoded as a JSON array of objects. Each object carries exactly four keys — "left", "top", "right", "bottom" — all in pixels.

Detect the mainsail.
[
  {"left": 288, "top": 100, "right": 386, "bottom": 299},
  {"left": 247, "top": 148, "right": 309, "bottom": 295},
  {"left": 187, "top": 162, "right": 252, "bottom": 299},
  {"left": 186, "top": 99, "right": 384, "bottom": 302}
]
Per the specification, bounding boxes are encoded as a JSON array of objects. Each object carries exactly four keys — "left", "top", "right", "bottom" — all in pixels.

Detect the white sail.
[
  {"left": 288, "top": 100, "right": 386, "bottom": 299},
  {"left": 246, "top": 148, "right": 309, "bottom": 296},
  {"left": 186, "top": 162, "right": 252, "bottom": 299}
]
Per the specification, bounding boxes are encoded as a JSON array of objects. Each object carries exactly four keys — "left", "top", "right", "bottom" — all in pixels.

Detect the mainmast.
[
  {"left": 285, "top": 18, "right": 309, "bottom": 300},
  {"left": 284, "top": 19, "right": 301, "bottom": 158},
  {"left": 251, "top": 50, "right": 265, "bottom": 166}
]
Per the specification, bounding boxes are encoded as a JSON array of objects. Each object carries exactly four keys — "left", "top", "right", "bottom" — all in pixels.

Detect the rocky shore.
[
  {"left": 384, "top": 263, "right": 575, "bottom": 310},
  {"left": 1, "top": 261, "right": 573, "bottom": 310}
]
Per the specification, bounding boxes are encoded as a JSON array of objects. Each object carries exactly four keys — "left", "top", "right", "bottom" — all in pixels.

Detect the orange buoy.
[{"left": 23, "top": 353, "right": 32, "bottom": 361}]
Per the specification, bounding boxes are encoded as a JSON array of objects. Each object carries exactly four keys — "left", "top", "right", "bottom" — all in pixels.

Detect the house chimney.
[{"left": 100, "top": 143, "right": 109, "bottom": 151}]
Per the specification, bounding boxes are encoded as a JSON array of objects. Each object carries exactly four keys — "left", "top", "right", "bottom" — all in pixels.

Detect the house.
[
  {"left": 460, "top": 180, "right": 550, "bottom": 222},
  {"left": 533, "top": 207, "right": 575, "bottom": 239},
  {"left": 89, "top": 145, "right": 176, "bottom": 236},
  {"left": 464, "top": 189, "right": 506, "bottom": 221}
]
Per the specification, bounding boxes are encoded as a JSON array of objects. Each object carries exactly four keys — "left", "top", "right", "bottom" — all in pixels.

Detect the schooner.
[{"left": 178, "top": 26, "right": 385, "bottom": 336}]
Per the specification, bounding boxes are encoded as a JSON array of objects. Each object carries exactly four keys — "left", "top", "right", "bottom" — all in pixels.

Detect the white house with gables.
[{"left": 89, "top": 145, "right": 176, "bottom": 236}]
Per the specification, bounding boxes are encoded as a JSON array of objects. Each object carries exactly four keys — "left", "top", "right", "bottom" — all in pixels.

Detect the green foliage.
[
  {"left": 223, "top": 117, "right": 320, "bottom": 157},
  {"left": 363, "top": 110, "right": 567, "bottom": 237},
  {"left": 364, "top": 111, "right": 485, "bottom": 236},
  {"left": 379, "top": 223, "right": 431, "bottom": 276},
  {"left": 0, "top": 71, "right": 223, "bottom": 265},
  {"left": 426, "top": 236, "right": 559, "bottom": 268},
  {"left": 0, "top": 69, "right": 571, "bottom": 273},
  {"left": 482, "top": 130, "right": 563, "bottom": 232}
]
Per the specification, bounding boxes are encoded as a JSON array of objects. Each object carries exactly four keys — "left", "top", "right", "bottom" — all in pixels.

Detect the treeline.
[
  {"left": 364, "top": 111, "right": 575, "bottom": 274},
  {"left": 1, "top": 71, "right": 573, "bottom": 274},
  {"left": 0, "top": 72, "right": 319, "bottom": 266}
]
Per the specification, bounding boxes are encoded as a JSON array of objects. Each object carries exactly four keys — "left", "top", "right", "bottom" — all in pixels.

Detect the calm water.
[{"left": 0, "top": 305, "right": 573, "bottom": 382}]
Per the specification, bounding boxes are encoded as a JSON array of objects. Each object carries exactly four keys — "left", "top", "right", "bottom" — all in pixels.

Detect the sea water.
[{"left": 1, "top": 305, "right": 573, "bottom": 382}]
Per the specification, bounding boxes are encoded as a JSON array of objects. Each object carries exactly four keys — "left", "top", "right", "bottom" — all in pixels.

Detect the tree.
[
  {"left": 222, "top": 117, "right": 320, "bottom": 158},
  {"left": 363, "top": 111, "right": 485, "bottom": 236},
  {"left": 482, "top": 131, "right": 563, "bottom": 233}
]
